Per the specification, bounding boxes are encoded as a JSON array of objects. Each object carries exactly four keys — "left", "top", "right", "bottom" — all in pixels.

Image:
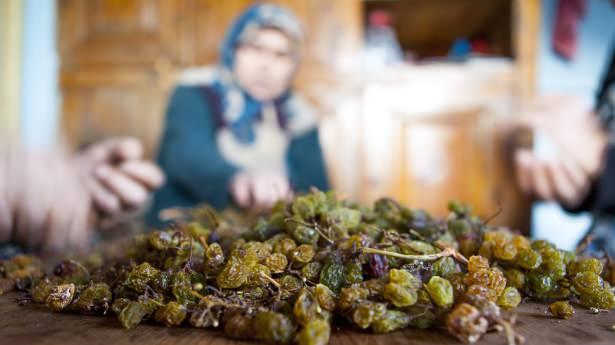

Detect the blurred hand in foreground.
[
  {"left": 0, "top": 137, "right": 164, "bottom": 255},
  {"left": 514, "top": 94, "right": 609, "bottom": 209},
  {"left": 1, "top": 145, "right": 91, "bottom": 254}
]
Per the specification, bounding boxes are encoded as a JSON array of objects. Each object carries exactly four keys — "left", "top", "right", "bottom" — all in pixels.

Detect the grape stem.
[
  {"left": 190, "top": 289, "right": 206, "bottom": 300},
  {"left": 434, "top": 243, "right": 469, "bottom": 264},
  {"left": 362, "top": 246, "right": 461, "bottom": 262},
  {"left": 145, "top": 297, "right": 165, "bottom": 307},
  {"left": 284, "top": 218, "right": 334, "bottom": 243},
  {"left": 494, "top": 317, "right": 525, "bottom": 345},
  {"left": 259, "top": 272, "right": 282, "bottom": 290},
  {"left": 576, "top": 234, "right": 595, "bottom": 254},
  {"left": 197, "top": 235, "right": 209, "bottom": 251}
]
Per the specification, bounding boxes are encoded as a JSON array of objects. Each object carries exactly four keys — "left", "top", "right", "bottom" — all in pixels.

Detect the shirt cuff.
[{"left": 592, "top": 143, "right": 615, "bottom": 213}]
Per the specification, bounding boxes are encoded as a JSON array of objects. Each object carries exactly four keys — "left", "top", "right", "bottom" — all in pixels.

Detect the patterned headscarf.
[{"left": 213, "top": 4, "right": 304, "bottom": 144}]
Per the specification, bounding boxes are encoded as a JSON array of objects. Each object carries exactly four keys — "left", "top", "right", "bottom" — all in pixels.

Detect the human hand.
[
  {"left": 230, "top": 171, "right": 293, "bottom": 212},
  {"left": 513, "top": 94, "right": 609, "bottom": 208},
  {"left": 0, "top": 146, "right": 92, "bottom": 254},
  {"left": 76, "top": 137, "right": 164, "bottom": 218}
]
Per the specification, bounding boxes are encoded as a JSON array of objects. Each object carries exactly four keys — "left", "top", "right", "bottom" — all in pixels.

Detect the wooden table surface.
[{"left": 1, "top": 292, "right": 614, "bottom": 345}]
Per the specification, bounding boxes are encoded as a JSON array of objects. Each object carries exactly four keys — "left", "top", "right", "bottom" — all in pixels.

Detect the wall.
[
  {"left": 19, "top": 0, "right": 59, "bottom": 149},
  {"left": 0, "top": 0, "right": 23, "bottom": 134},
  {"left": 532, "top": 0, "right": 615, "bottom": 249}
]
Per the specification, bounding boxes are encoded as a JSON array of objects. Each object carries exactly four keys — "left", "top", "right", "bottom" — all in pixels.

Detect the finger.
[
  {"left": 19, "top": 154, "right": 55, "bottom": 250},
  {"left": 232, "top": 174, "right": 251, "bottom": 208},
  {"left": 41, "top": 163, "right": 77, "bottom": 255},
  {"left": 42, "top": 220, "right": 68, "bottom": 255},
  {"left": 59, "top": 165, "right": 91, "bottom": 253},
  {"left": 65, "top": 193, "right": 91, "bottom": 253},
  {"left": 546, "top": 161, "right": 585, "bottom": 207},
  {"left": 95, "top": 164, "right": 148, "bottom": 207},
  {"left": 530, "top": 160, "right": 555, "bottom": 201},
  {"left": 110, "top": 137, "right": 143, "bottom": 161},
  {"left": 88, "top": 178, "right": 121, "bottom": 215},
  {"left": 249, "top": 178, "right": 265, "bottom": 211},
  {"left": 50, "top": 189, "right": 89, "bottom": 255},
  {"left": 286, "top": 190, "right": 295, "bottom": 202},
  {"left": 118, "top": 160, "right": 165, "bottom": 190},
  {"left": 271, "top": 175, "right": 291, "bottom": 201},
  {"left": 80, "top": 142, "right": 110, "bottom": 167},
  {"left": 251, "top": 178, "right": 275, "bottom": 212},
  {"left": 264, "top": 175, "right": 283, "bottom": 206},
  {"left": 266, "top": 175, "right": 282, "bottom": 203},
  {"left": 514, "top": 150, "right": 533, "bottom": 194},
  {"left": 559, "top": 154, "right": 590, "bottom": 192}
]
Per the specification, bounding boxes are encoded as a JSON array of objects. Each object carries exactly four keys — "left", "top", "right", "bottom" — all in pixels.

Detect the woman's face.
[{"left": 233, "top": 28, "right": 297, "bottom": 102}]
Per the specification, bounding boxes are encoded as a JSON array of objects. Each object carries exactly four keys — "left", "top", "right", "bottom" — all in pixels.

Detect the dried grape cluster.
[{"left": 2, "top": 190, "right": 615, "bottom": 345}]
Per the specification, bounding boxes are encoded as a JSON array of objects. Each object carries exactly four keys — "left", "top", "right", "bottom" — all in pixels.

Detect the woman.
[{"left": 148, "top": 4, "right": 328, "bottom": 224}]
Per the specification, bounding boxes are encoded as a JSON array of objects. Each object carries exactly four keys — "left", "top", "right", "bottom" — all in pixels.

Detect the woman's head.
[{"left": 220, "top": 4, "right": 303, "bottom": 102}]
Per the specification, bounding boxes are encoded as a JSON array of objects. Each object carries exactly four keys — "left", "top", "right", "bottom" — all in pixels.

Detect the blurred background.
[{"left": 1, "top": 0, "right": 614, "bottom": 250}]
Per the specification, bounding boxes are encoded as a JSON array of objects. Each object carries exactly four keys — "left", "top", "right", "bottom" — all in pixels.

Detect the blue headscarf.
[{"left": 212, "top": 4, "right": 303, "bottom": 144}]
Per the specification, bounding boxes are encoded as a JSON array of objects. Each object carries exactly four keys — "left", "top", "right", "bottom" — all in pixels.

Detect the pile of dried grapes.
[{"left": 1, "top": 190, "right": 615, "bottom": 345}]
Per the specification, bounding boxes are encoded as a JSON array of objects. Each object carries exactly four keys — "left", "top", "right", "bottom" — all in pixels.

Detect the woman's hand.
[
  {"left": 514, "top": 149, "right": 594, "bottom": 208},
  {"left": 513, "top": 94, "right": 609, "bottom": 208},
  {"left": 76, "top": 137, "right": 165, "bottom": 219},
  {"left": 230, "top": 171, "right": 293, "bottom": 212}
]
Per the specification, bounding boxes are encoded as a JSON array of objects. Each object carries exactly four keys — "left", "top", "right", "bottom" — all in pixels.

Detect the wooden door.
[{"left": 60, "top": 0, "right": 179, "bottom": 155}]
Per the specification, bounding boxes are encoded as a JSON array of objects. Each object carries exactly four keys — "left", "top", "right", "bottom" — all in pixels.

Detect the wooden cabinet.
[{"left": 319, "top": 62, "right": 531, "bottom": 231}]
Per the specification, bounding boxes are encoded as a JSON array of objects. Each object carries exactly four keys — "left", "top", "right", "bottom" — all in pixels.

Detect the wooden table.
[{"left": 1, "top": 293, "right": 613, "bottom": 345}]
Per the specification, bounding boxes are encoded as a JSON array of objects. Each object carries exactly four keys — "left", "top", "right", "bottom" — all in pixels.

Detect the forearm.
[{"left": 0, "top": 146, "right": 93, "bottom": 254}]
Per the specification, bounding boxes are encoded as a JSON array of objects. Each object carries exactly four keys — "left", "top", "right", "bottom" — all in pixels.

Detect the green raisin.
[
  {"left": 289, "top": 244, "right": 316, "bottom": 264},
  {"left": 549, "top": 301, "right": 574, "bottom": 319},
  {"left": 154, "top": 302, "right": 187, "bottom": 326},
  {"left": 515, "top": 248, "right": 542, "bottom": 270},
  {"left": 253, "top": 311, "right": 294, "bottom": 345},
  {"left": 264, "top": 253, "right": 288, "bottom": 273},
  {"left": 296, "top": 318, "right": 330, "bottom": 345},
  {"left": 425, "top": 276, "right": 454, "bottom": 308},
  {"left": 383, "top": 282, "right": 417, "bottom": 307},
  {"left": 217, "top": 256, "right": 249, "bottom": 289},
  {"left": 319, "top": 255, "right": 344, "bottom": 292},
  {"left": 371, "top": 310, "right": 411, "bottom": 333},
  {"left": 497, "top": 287, "right": 521, "bottom": 309},
  {"left": 344, "top": 260, "right": 364, "bottom": 284},
  {"left": 389, "top": 269, "right": 422, "bottom": 289},
  {"left": 351, "top": 301, "right": 386, "bottom": 329}
]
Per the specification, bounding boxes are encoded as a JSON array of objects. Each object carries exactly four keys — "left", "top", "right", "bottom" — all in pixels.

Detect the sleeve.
[
  {"left": 596, "top": 44, "right": 615, "bottom": 108},
  {"left": 569, "top": 144, "right": 615, "bottom": 214},
  {"left": 286, "top": 127, "right": 330, "bottom": 193},
  {"left": 592, "top": 144, "right": 615, "bottom": 213},
  {"left": 156, "top": 86, "right": 239, "bottom": 209}
]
